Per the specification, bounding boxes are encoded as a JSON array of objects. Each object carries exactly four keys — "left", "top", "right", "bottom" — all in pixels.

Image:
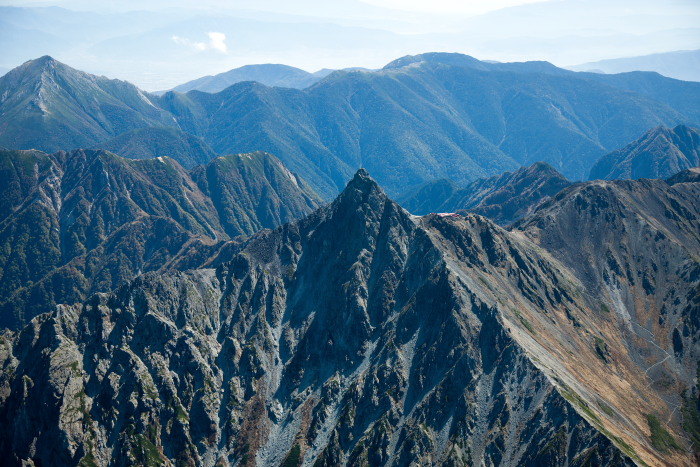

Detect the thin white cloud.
[
  {"left": 171, "top": 35, "right": 206, "bottom": 50},
  {"left": 171, "top": 32, "right": 228, "bottom": 53},
  {"left": 208, "top": 32, "right": 228, "bottom": 53}
]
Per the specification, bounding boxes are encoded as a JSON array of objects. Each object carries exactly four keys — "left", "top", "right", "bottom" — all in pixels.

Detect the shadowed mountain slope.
[
  {"left": 399, "top": 162, "right": 571, "bottom": 225},
  {"left": 0, "top": 149, "right": 320, "bottom": 329},
  {"left": 191, "top": 151, "right": 322, "bottom": 242},
  {"left": 590, "top": 124, "right": 700, "bottom": 180}
]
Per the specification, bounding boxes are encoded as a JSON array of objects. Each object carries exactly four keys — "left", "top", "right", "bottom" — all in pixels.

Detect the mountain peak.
[
  {"left": 0, "top": 56, "right": 176, "bottom": 152},
  {"left": 329, "top": 168, "right": 391, "bottom": 223},
  {"left": 29, "top": 55, "right": 57, "bottom": 68},
  {"left": 34, "top": 55, "right": 57, "bottom": 64},
  {"left": 383, "top": 52, "right": 484, "bottom": 71},
  {"left": 523, "top": 161, "right": 567, "bottom": 178},
  {"left": 19, "top": 55, "right": 62, "bottom": 78},
  {"left": 353, "top": 167, "right": 371, "bottom": 179},
  {"left": 344, "top": 168, "right": 379, "bottom": 194},
  {"left": 529, "top": 160, "right": 555, "bottom": 170}
]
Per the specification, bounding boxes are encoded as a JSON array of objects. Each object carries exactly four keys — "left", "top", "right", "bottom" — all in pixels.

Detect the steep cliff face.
[{"left": 7, "top": 170, "right": 693, "bottom": 466}]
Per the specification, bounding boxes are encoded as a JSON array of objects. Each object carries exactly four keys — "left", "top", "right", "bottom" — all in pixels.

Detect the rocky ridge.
[
  {"left": 0, "top": 149, "right": 320, "bottom": 330},
  {"left": 398, "top": 162, "right": 571, "bottom": 225},
  {"left": 0, "top": 170, "right": 697, "bottom": 466}
]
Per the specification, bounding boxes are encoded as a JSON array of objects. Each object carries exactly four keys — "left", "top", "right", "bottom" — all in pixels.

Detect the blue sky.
[{"left": 1, "top": 0, "right": 698, "bottom": 90}]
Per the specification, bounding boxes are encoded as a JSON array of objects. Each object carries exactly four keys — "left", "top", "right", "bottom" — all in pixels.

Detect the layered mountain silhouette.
[
  {"left": 157, "top": 52, "right": 700, "bottom": 197},
  {"left": 171, "top": 64, "right": 333, "bottom": 94},
  {"left": 399, "top": 161, "right": 571, "bottom": 225},
  {"left": 1, "top": 169, "right": 698, "bottom": 466},
  {"left": 0, "top": 149, "right": 320, "bottom": 330},
  {"left": 590, "top": 124, "right": 700, "bottom": 180},
  {"left": 569, "top": 49, "right": 700, "bottom": 83},
  {"left": 2, "top": 54, "right": 700, "bottom": 198}
]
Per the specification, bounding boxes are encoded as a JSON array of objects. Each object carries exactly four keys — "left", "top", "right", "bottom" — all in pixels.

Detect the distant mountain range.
[
  {"left": 590, "top": 124, "right": 700, "bottom": 180},
  {"left": 1, "top": 168, "right": 698, "bottom": 466},
  {"left": 170, "top": 64, "right": 334, "bottom": 94},
  {"left": 398, "top": 161, "right": 571, "bottom": 225},
  {"left": 569, "top": 49, "right": 700, "bottom": 83},
  {"left": 3, "top": 3, "right": 699, "bottom": 91},
  {"left": 0, "top": 149, "right": 320, "bottom": 330},
  {"left": 2, "top": 53, "right": 700, "bottom": 200}
]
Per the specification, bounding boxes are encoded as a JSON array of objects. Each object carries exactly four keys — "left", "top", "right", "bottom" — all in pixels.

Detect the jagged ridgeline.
[
  {"left": 0, "top": 149, "right": 320, "bottom": 330},
  {"left": 1, "top": 170, "right": 698, "bottom": 466},
  {"left": 397, "top": 161, "right": 571, "bottom": 225}
]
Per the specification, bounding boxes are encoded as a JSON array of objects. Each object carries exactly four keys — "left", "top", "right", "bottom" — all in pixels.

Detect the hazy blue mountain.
[
  {"left": 97, "top": 126, "right": 218, "bottom": 168},
  {"left": 399, "top": 161, "right": 571, "bottom": 225},
  {"left": 569, "top": 49, "right": 700, "bottom": 82},
  {"left": 0, "top": 148, "right": 320, "bottom": 330},
  {"left": 589, "top": 125, "right": 700, "bottom": 180},
  {"left": 383, "top": 52, "right": 572, "bottom": 76},
  {"left": 0, "top": 56, "right": 175, "bottom": 152},
  {"left": 3, "top": 3, "right": 699, "bottom": 92},
  {"left": 3, "top": 54, "right": 700, "bottom": 200},
  {"left": 160, "top": 52, "right": 700, "bottom": 198},
  {"left": 171, "top": 64, "right": 333, "bottom": 93},
  {"left": 577, "top": 71, "right": 700, "bottom": 126},
  {"left": 0, "top": 5, "right": 405, "bottom": 91}
]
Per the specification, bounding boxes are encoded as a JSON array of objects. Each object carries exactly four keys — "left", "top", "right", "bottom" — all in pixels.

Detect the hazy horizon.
[{"left": 1, "top": 0, "right": 699, "bottom": 91}]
